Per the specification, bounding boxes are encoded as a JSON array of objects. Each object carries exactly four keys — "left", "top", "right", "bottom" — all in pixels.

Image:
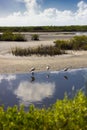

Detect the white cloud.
[
  {"left": 0, "top": 0, "right": 87, "bottom": 26},
  {"left": 77, "top": 1, "right": 87, "bottom": 10},
  {"left": 19, "top": 0, "right": 41, "bottom": 14},
  {"left": 14, "top": 81, "right": 55, "bottom": 106}
]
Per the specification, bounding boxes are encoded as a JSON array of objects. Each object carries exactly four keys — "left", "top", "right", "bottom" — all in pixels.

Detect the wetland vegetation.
[
  {"left": 12, "top": 45, "right": 65, "bottom": 56},
  {"left": 0, "top": 25, "right": 87, "bottom": 32},
  {"left": 12, "top": 35, "right": 87, "bottom": 56},
  {"left": 0, "top": 32, "right": 26, "bottom": 41},
  {"left": 54, "top": 35, "right": 87, "bottom": 50},
  {"left": 0, "top": 26, "right": 87, "bottom": 129},
  {"left": 0, "top": 91, "right": 87, "bottom": 130}
]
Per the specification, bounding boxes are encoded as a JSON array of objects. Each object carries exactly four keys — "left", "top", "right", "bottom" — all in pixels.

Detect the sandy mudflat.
[
  {"left": 0, "top": 51, "right": 87, "bottom": 74},
  {"left": 0, "top": 33, "right": 87, "bottom": 74}
]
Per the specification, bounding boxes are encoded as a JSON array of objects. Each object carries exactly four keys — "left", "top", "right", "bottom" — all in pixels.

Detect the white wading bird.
[
  {"left": 30, "top": 67, "right": 35, "bottom": 75},
  {"left": 46, "top": 66, "right": 50, "bottom": 71}
]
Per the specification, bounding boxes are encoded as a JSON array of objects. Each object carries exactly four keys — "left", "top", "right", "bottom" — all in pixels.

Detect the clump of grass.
[
  {"left": 54, "top": 40, "right": 73, "bottom": 50},
  {"left": 31, "top": 34, "right": 39, "bottom": 40},
  {"left": 0, "top": 32, "right": 26, "bottom": 41},
  {"left": 54, "top": 35, "right": 87, "bottom": 50},
  {"left": 12, "top": 45, "right": 65, "bottom": 56},
  {"left": 70, "top": 35, "right": 87, "bottom": 50}
]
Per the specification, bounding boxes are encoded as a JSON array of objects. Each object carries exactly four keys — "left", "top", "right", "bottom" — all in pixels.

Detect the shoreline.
[
  {"left": 0, "top": 33, "right": 87, "bottom": 74},
  {"left": 0, "top": 51, "right": 87, "bottom": 74}
]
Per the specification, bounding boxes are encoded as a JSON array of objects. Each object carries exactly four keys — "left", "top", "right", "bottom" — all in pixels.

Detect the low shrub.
[
  {"left": 0, "top": 91, "right": 87, "bottom": 129},
  {"left": 54, "top": 40, "right": 73, "bottom": 50},
  {"left": 82, "top": 45, "right": 87, "bottom": 50},
  {"left": 71, "top": 35, "right": 87, "bottom": 50},
  {"left": 31, "top": 34, "right": 39, "bottom": 40},
  {"left": 13, "top": 34, "right": 26, "bottom": 41},
  {"left": 0, "top": 32, "right": 13, "bottom": 41},
  {"left": 0, "top": 32, "right": 26, "bottom": 41},
  {"left": 54, "top": 35, "right": 87, "bottom": 50}
]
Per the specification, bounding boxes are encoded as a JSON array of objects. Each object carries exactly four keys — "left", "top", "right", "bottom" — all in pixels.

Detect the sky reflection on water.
[
  {"left": 0, "top": 68, "right": 87, "bottom": 109},
  {"left": 14, "top": 81, "right": 55, "bottom": 106}
]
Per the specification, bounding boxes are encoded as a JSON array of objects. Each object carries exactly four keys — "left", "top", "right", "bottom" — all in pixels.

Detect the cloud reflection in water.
[
  {"left": 0, "top": 75, "right": 16, "bottom": 83},
  {"left": 14, "top": 81, "right": 55, "bottom": 106}
]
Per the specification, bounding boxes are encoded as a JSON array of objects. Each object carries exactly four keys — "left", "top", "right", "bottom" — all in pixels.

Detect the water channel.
[{"left": 0, "top": 68, "right": 87, "bottom": 110}]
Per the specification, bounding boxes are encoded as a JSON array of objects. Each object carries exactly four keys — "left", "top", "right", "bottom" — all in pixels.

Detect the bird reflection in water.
[
  {"left": 30, "top": 67, "right": 35, "bottom": 82},
  {"left": 46, "top": 74, "right": 50, "bottom": 78},
  {"left": 31, "top": 75, "right": 35, "bottom": 82},
  {"left": 63, "top": 67, "right": 70, "bottom": 80},
  {"left": 64, "top": 75, "right": 68, "bottom": 80}
]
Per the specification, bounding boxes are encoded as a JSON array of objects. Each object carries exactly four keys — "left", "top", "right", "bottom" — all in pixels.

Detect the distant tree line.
[{"left": 0, "top": 25, "right": 87, "bottom": 32}]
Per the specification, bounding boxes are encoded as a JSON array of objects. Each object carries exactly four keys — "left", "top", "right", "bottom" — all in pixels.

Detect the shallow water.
[
  {"left": 76, "top": 32, "right": 87, "bottom": 35},
  {"left": 0, "top": 68, "right": 87, "bottom": 110}
]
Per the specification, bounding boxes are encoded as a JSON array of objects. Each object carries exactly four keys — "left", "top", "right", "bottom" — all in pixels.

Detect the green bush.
[
  {"left": 54, "top": 40, "right": 73, "bottom": 50},
  {"left": 0, "top": 91, "right": 87, "bottom": 129},
  {"left": 71, "top": 35, "right": 87, "bottom": 50},
  {"left": 54, "top": 35, "right": 87, "bottom": 50},
  {"left": 82, "top": 45, "right": 87, "bottom": 50},
  {"left": 0, "top": 32, "right": 26, "bottom": 41},
  {"left": 31, "top": 34, "right": 39, "bottom": 40},
  {"left": 13, "top": 34, "right": 26, "bottom": 41},
  {"left": 0, "top": 32, "right": 13, "bottom": 41}
]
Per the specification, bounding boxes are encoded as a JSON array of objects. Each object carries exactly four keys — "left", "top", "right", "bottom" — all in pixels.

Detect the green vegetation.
[
  {"left": 71, "top": 35, "right": 87, "bottom": 50},
  {"left": 12, "top": 35, "right": 87, "bottom": 56},
  {"left": 54, "top": 40, "right": 73, "bottom": 50},
  {"left": 31, "top": 34, "right": 39, "bottom": 40},
  {"left": 12, "top": 45, "right": 65, "bottom": 56},
  {"left": 0, "top": 25, "right": 87, "bottom": 32},
  {"left": 54, "top": 35, "right": 87, "bottom": 50},
  {"left": 0, "top": 32, "right": 26, "bottom": 41},
  {"left": 0, "top": 91, "right": 87, "bottom": 129}
]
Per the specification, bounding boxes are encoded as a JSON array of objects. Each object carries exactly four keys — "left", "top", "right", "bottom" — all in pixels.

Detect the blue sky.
[
  {"left": 0, "top": 0, "right": 85, "bottom": 14},
  {"left": 0, "top": 0, "right": 87, "bottom": 26},
  {"left": 43, "top": 0, "right": 80, "bottom": 10},
  {"left": 0, "top": 0, "right": 25, "bottom": 16}
]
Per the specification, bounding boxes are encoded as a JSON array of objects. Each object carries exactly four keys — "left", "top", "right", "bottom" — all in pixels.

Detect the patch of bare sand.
[
  {"left": 0, "top": 35, "right": 87, "bottom": 74},
  {"left": 0, "top": 50, "right": 87, "bottom": 74}
]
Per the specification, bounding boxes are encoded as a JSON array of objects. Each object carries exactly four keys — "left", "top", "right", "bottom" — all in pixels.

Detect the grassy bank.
[{"left": 0, "top": 91, "right": 87, "bottom": 130}]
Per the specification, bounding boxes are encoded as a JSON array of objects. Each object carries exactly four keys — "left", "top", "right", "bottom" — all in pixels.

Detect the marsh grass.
[{"left": 12, "top": 45, "right": 65, "bottom": 56}]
